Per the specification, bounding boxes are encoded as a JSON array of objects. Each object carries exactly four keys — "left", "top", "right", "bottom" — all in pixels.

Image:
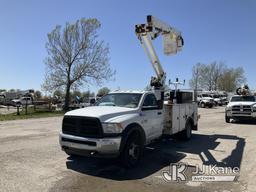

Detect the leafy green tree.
[
  {"left": 218, "top": 67, "right": 246, "bottom": 92},
  {"left": 53, "top": 90, "right": 64, "bottom": 99},
  {"left": 34, "top": 90, "right": 42, "bottom": 100},
  {"left": 97, "top": 87, "right": 110, "bottom": 97}
]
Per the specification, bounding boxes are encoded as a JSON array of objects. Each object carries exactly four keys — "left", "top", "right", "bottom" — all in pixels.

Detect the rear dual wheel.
[{"left": 179, "top": 121, "right": 192, "bottom": 140}]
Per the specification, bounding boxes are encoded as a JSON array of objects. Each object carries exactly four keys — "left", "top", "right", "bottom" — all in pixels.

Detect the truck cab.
[{"left": 59, "top": 90, "right": 198, "bottom": 167}]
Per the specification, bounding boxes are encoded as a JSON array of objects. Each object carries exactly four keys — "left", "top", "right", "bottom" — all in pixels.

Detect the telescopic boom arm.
[{"left": 135, "top": 15, "right": 184, "bottom": 89}]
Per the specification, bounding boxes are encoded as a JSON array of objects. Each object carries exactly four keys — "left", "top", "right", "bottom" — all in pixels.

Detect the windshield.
[
  {"left": 231, "top": 96, "right": 256, "bottom": 102},
  {"left": 202, "top": 94, "right": 210, "bottom": 97},
  {"left": 96, "top": 93, "right": 142, "bottom": 108},
  {"left": 213, "top": 95, "right": 220, "bottom": 98}
]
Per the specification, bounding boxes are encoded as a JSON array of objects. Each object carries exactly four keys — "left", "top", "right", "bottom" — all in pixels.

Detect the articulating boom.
[{"left": 135, "top": 15, "right": 184, "bottom": 98}]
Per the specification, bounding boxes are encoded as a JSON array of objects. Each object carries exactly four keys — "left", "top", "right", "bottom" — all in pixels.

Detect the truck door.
[{"left": 141, "top": 94, "right": 163, "bottom": 139}]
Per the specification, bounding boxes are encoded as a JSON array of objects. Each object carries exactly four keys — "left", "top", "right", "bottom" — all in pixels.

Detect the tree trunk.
[{"left": 64, "top": 83, "right": 71, "bottom": 111}]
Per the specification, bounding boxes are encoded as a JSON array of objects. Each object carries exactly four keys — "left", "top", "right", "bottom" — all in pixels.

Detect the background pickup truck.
[
  {"left": 225, "top": 95, "right": 256, "bottom": 123},
  {"left": 12, "top": 97, "right": 33, "bottom": 106}
]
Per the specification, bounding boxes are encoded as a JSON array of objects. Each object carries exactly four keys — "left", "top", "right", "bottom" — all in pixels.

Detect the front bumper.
[
  {"left": 59, "top": 132, "right": 122, "bottom": 157},
  {"left": 226, "top": 111, "right": 256, "bottom": 118},
  {"left": 203, "top": 101, "right": 214, "bottom": 106}
]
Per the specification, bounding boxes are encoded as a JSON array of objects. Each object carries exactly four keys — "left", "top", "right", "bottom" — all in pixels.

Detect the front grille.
[
  {"left": 62, "top": 116, "right": 103, "bottom": 138},
  {"left": 232, "top": 105, "right": 252, "bottom": 115}
]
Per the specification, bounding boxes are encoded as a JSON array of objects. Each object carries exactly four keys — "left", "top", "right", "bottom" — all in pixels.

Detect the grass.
[{"left": 0, "top": 109, "right": 64, "bottom": 121}]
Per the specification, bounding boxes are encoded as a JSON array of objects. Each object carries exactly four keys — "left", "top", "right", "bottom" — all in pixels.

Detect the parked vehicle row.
[{"left": 197, "top": 91, "right": 228, "bottom": 108}]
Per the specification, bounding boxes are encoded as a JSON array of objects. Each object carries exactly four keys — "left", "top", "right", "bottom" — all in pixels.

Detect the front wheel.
[
  {"left": 120, "top": 132, "right": 143, "bottom": 168},
  {"left": 64, "top": 150, "right": 80, "bottom": 159},
  {"left": 225, "top": 114, "right": 230, "bottom": 123},
  {"left": 200, "top": 102, "right": 205, "bottom": 108}
]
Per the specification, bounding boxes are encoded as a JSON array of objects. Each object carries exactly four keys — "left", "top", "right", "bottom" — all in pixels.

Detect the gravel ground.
[{"left": 0, "top": 107, "right": 255, "bottom": 192}]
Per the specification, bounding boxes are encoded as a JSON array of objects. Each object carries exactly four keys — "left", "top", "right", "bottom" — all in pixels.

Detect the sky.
[{"left": 0, "top": 0, "right": 255, "bottom": 94}]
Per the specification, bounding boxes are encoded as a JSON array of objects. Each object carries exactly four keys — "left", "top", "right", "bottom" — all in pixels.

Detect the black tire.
[
  {"left": 234, "top": 118, "right": 241, "bottom": 123},
  {"left": 200, "top": 102, "right": 205, "bottom": 108},
  {"left": 120, "top": 131, "right": 143, "bottom": 168},
  {"left": 208, "top": 104, "right": 213, "bottom": 108},
  {"left": 64, "top": 150, "right": 80, "bottom": 158},
  {"left": 225, "top": 114, "right": 230, "bottom": 123},
  {"left": 180, "top": 121, "right": 192, "bottom": 140},
  {"left": 16, "top": 102, "right": 22, "bottom": 106}
]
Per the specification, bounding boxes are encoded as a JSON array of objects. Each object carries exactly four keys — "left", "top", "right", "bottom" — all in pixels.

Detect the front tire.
[
  {"left": 208, "top": 104, "right": 213, "bottom": 108},
  {"left": 64, "top": 150, "right": 80, "bottom": 158},
  {"left": 120, "top": 132, "right": 143, "bottom": 168},
  {"left": 200, "top": 102, "right": 205, "bottom": 108},
  {"left": 225, "top": 114, "right": 230, "bottom": 123}
]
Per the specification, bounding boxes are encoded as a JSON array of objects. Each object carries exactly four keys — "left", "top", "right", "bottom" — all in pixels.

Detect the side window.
[{"left": 143, "top": 94, "right": 158, "bottom": 107}]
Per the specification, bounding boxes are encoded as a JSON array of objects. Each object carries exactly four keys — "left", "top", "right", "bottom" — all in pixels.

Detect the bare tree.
[
  {"left": 189, "top": 63, "right": 199, "bottom": 89},
  {"left": 189, "top": 63, "right": 210, "bottom": 90},
  {"left": 190, "top": 62, "right": 246, "bottom": 92},
  {"left": 212, "top": 61, "right": 225, "bottom": 90},
  {"left": 42, "top": 18, "right": 114, "bottom": 110}
]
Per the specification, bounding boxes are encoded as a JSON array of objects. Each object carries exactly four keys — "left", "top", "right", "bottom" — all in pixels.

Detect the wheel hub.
[{"left": 128, "top": 143, "right": 139, "bottom": 159}]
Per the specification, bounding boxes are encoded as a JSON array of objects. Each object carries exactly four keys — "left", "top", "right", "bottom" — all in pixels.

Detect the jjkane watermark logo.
[{"left": 162, "top": 163, "right": 239, "bottom": 182}]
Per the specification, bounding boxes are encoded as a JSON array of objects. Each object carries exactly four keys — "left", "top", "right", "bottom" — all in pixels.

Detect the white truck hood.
[
  {"left": 65, "top": 106, "right": 138, "bottom": 122},
  {"left": 12, "top": 99, "right": 20, "bottom": 102},
  {"left": 227, "top": 102, "right": 256, "bottom": 107},
  {"left": 202, "top": 97, "right": 213, "bottom": 101}
]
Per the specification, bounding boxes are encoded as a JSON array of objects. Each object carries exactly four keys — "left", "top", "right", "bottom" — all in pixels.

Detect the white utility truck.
[
  {"left": 59, "top": 16, "right": 199, "bottom": 167},
  {"left": 225, "top": 85, "right": 256, "bottom": 123}
]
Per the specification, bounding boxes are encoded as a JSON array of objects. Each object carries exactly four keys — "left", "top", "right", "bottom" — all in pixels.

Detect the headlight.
[
  {"left": 226, "top": 106, "right": 232, "bottom": 111},
  {"left": 102, "top": 123, "right": 123, "bottom": 133}
]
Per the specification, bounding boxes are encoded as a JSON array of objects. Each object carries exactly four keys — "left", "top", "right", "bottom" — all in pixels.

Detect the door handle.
[{"left": 157, "top": 112, "right": 162, "bottom": 115}]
